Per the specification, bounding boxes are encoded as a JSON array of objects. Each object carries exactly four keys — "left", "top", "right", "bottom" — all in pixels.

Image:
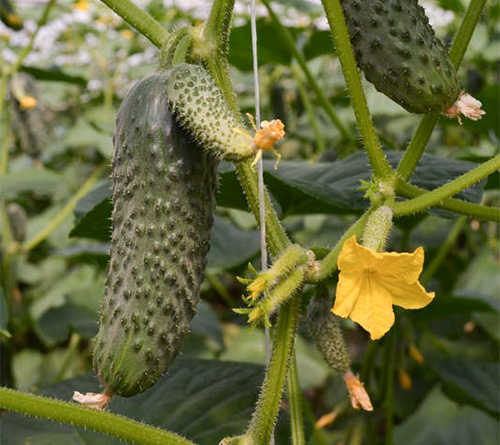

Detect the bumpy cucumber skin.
[
  {"left": 341, "top": 0, "right": 460, "bottom": 114},
  {"left": 93, "top": 72, "right": 218, "bottom": 397},
  {"left": 165, "top": 64, "right": 253, "bottom": 161},
  {"left": 307, "top": 292, "right": 350, "bottom": 375},
  {"left": 10, "top": 73, "right": 47, "bottom": 157}
]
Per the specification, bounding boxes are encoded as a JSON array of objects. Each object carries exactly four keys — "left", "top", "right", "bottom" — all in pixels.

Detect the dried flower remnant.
[
  {"left": 398, "top": 369, "right": 412, "bottom": 390},
  {"left": 72, "top": 390, "right": 111, "bottom": 410},
  {"left": 19, "top": 96, "right": 37, "bottom": 110},
  {"left": 242, "top": 114, "right": 285, "bottom": 169},
  {"left": 343, "top": 371, "right": 373, "bottom": 411},
  {"left": 333, "top": 236, "right": 434, "bottom": 340},
  {"left": 444, "top": 92, "right": 485, "bottom": 125},
  {"left": 409, "top": 344, "right": 424, "bottom": 364}
]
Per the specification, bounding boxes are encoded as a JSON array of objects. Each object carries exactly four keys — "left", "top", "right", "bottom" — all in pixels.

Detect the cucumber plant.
[{"left": 0, "top": 1, "right": 497, "bottom": 445}]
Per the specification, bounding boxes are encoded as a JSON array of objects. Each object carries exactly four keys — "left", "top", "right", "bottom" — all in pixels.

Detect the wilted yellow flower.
[
  {"left": 409, "top": 344, "right": 424, "bottom": 364},
  {"left": 332, "top": 236, "right": 434, "bottom": 340},
  {"left": 121, "top": 29, "right": 134, "bottom": 40},
  {"left": 19, "top": 96, "right": 37, "bottom": 110},
  {"left": 398, "top": 369, "right": 412, "bottom": 390},
  {"left": 343, "top": 371, "right": 373, "bottom": 411},
  {"left": 73, "top": 0, "right": 89, "bottom": 11}
]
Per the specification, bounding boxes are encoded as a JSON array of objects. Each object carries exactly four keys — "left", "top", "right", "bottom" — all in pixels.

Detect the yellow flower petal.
[
  {"left": 334, "top": 268, "right": 395, "bottom": 340},
  {"left": 337, "top": 236, "right": 381, "bottom": 273},
  {"left": 386, "top": 280, "right": 435, "bottom": 310},
  {"left": 333, "top": 236, "right": 434, "bottom": 340},
  {"left": 376, "top": 247, "right": 425, "bottom": 284}
]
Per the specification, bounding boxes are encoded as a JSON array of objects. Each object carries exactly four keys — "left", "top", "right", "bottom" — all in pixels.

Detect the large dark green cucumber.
[
  {"left": 93, "top": 71, "right": 218, "bottom": 397},
  {"left": 341, "top": 0, "right": 460, "bottom": 114}
]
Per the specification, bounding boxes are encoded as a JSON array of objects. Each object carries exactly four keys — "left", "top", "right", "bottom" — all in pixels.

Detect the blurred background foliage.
[{"left": 0, "top": 0, "right": 498, "bottom": 444}]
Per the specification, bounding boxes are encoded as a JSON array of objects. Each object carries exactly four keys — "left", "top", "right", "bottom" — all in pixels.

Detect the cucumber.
[
  {"left": 93, "top": 72, "right": 218, "bottom": 397},
  {"left": 10, "top": 73, "right": 47, "bottom": 157},
  {"left": 165, "top": 63, "right": 254, "bottom": 161},
  {"left": 341, "top": 0, "right": 460, "bottom": 114},
  {"left": 307, "top": 286, "right": 350, "bottom": 375}
]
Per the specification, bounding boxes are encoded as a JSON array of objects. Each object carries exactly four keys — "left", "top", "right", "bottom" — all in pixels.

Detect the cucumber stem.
[
  {"left": 99, "top": 0, "right": 169, "bottom": 48},
  {"left": 393, "top": 155, "right": 500, "bottom": 218},
  {"left": 0, "top": 387, "right": 195, "bottom": 445},
  {"left": 320, "top": 0, "right": 393, "bottom": 180},
  {"left": 262, "top": 0, "right": 352, "bottom": 143},
  {"left": 396, "top": 181, "right": 499, "bottom": 222}
]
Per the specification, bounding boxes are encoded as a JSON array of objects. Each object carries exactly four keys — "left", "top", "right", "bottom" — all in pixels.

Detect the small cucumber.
[
  {"left": 341, "top": 0, "right": 460, "bottom": 114},
  {"left": 165, "top": 63, "right": 254, "bottom": 161},
  {"left": 307, "top": 286, "right": 350, "bottom": 375},
  {"left": 93, "top": 71, "right": 218, "bottom": 397}
]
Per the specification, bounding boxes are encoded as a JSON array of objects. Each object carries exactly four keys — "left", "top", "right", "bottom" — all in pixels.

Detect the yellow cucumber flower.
[{"left": 332, "top": 236, "right": 434, "bottom": 340}]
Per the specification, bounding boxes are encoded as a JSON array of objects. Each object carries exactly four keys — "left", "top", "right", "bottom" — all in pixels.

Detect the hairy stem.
[
  {"left": 245, "top": 295, "right": 302, "bottom": 443},
  {"left": 287, "top": 351, "right": 305, "bottom": 445},
  {"left": 396, "top": 181, "right": 499, "bottom": 222},
  {"left": 393, "top": 155, "right": 500, "bottom": 217},
  {"left": 396, "top": 0, "right": 487, "bottom": 181},
  {"left": 0, "top": 387, "right": 194, "bottom": 445},
  {"left": 197, "top": 0, "right": 237, "bottom": 112},
  {"left": 262, "top": 0, "right": 352, "bottom": 142},
  {"left": 320, "top": 0, "right": 393, "bottom": 180},
  {"left": 99, "top": 0, "right": 169, "bottom": 47}
]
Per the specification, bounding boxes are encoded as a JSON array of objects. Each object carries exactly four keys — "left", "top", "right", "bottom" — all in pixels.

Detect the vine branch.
[{"left": 0, "top": 387, "right": 195, "bottom": 445}]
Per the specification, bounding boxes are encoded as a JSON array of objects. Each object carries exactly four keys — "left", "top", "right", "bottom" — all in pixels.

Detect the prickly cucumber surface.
[
  {"left": 308, "top": 291, "right": 350, "bottom": 375},
  {"left": 93, "top": 72, "right": 218, "bottom": 397},
  {"left": 341, "top": 0, "right": 460, "bottom": 113},
  {"left": 165, "top": 63, "right": 254, "bottom": 161}
]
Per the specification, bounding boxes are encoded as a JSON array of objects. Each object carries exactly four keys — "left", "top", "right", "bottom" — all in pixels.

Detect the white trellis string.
[{"left": 251, "top": 0, "right": 273, "bottom": 396}]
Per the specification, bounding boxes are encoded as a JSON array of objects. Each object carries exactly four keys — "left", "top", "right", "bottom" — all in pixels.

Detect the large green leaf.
[
  {"left": 219, "top": 151, "right": 485, "bottom": 216},
  {"left": 20, "top": 65, "right": 87, "bottom": 86},
  {"left": 71, "top": 152, "right": 484, "bottom": 243},
  {"left": 207, "top": 216, "right": 260, "bottom": 270},
  {"left": 220, "top": 326, "right": 330, "bottom": 389},
  {"left": 0, "top": 359, "right": 291, "bottom": 445},
  {"left": 394, "top": 387, "right": 499, "bottom": 445},
  {"left": 0, "top": 168, "right": 65, "bottom": 198},
  {"left": 229, "top": 17, "right": 334, "bottom": 70},
  {"left": 432, "top": 359, "right": 499, "bottom": 419}
]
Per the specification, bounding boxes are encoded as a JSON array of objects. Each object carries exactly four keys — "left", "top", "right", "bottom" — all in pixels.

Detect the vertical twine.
[{"left": 250, "top": 3, "right": 273, "bottom": 444}]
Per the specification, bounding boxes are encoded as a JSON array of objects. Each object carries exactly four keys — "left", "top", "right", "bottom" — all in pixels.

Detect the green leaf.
[
  {"left": 432, "top": 359, "right": 499, "bottom": 419},
  {"left": 394, "top": 387, "right": 499, "bottom": 445},
  {"left": 70, "top": 152, "right": 485, "bottom": 244},
  {"left": 20, "top": 65, "right": 87, "bottom": 86},
  {"left": 207, "top": 216, "right": 260, "bottom": 270},
  {"left": 38, "top": 299, "right": 99, "bottom": 344},
  {"left": 0, "top": 168, "right": 65, "bottom": 198},
  {"left": 455, "top": 246, "right": 500, "bottom": 311},
  {"left": 62, "top": 119, "right": 112, "bottom": 158},
  {"left": 413, "top": 295, "right": 495, "bottom": 320},
  {"left": 229, "top": 20, "right": 295, "bottom": 70},
  {"left": 219, "top": 151, "right": 485, "bottom": 216},
  {"left": 220, "top": 326, "right": 329, "bottom": 389},
  {"left": 0, "top": 359, "right": 291, "bottom": 445}
]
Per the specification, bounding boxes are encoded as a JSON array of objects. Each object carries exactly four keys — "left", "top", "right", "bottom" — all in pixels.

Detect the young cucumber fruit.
[
  {"left": 93, "top": 71, "right": 218, "bottom": 397},
  {"left": 164, "top": 63, "right": 254, "bottom": 161},
  {"left": 307, "top": 287, "right": 350, "bottom": 375},
  {"left": 341, "top": 0, "right": 460, "bottom": 114}
]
